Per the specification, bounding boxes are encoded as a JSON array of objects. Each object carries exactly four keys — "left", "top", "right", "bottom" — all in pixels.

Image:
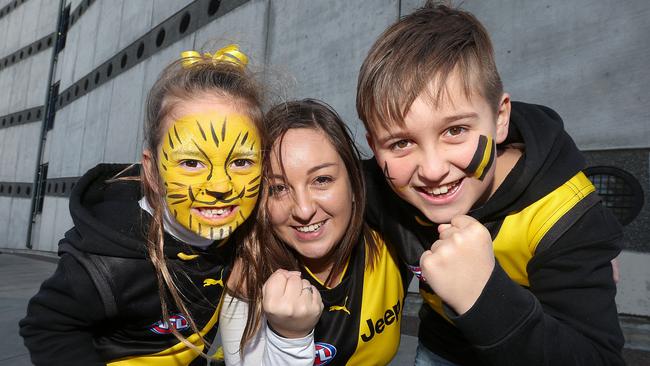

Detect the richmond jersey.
[
  {"left": 20, "top": 164, "right": 235, "bottom": 366},
  {"left": 303, "top": 229, "right": 407, "bottom": 366}
]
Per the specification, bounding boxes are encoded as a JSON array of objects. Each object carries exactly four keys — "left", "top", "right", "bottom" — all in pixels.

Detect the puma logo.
[
  {"left": 329, "top": 296, "right": 350, "bottom": 315},
  {"left": 203, "top": 269, "right": 225, "bottom": 287}
]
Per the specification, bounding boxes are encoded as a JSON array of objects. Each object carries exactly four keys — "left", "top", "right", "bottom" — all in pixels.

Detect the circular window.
[
  {"left": 208, "top": 0, "right": 220, "bottom": 16},
  {"left": 137, "top": 42, "right": 144, "bottom": 59},
  {"left": 156, "top": 28, "right": 166, "bottom": 47},
  {"left": 179, "top": 12, "right": 191, "bottom": 34},
  {"left": 585, "top": 166, "right": 645, "bottom": 226}
]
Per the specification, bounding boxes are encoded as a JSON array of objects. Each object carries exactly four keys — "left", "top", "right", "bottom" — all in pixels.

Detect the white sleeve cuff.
[{"left": 263, "top": 323, "right": 315, "bottom": 365}]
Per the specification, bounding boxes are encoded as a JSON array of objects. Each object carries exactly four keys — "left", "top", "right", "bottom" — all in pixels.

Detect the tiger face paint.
[
  {"left": 158, "top": 111, "right": 261, "bottom": 240},
  {"left": 464, "top": 135, "right": 495, "bottom": 181}
]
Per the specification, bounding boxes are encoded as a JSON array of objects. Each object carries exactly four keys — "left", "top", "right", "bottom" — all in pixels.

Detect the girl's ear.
[{"left": 142, "top": 149, "right": 162, "bottom": 195}]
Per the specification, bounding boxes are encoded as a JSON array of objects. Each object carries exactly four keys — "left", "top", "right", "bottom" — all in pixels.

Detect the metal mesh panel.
[{"left": 585, "top": 166, "right": 644, "bottom": 226}]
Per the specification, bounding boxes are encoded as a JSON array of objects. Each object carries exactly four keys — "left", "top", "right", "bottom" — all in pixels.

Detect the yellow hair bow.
[{"left": 180, "top": 44, "right": 249, "bottom": 69}]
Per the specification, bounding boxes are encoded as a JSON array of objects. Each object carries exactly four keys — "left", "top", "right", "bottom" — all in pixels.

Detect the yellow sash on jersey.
[
  {"left": 422, "top": 172, "right": 597, "bottom": 319},
  {"left": 108, "top": 294, "right": 225, "bottom": 365},
  {"left": 348, "top": 230, "right": 405, "bottom": 365}
]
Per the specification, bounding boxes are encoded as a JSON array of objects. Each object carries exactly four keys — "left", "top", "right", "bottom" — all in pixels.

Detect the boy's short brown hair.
[{"left": 357, "top": 1, "right": 503, "bottom": 133}]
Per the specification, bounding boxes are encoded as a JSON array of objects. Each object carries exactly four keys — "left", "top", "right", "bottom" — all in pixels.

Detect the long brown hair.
[
  {"left": 238, "top": 99, "right": 378, "bottom": 349},
  {"left": 140, "top": 56, "right": 264, "bottom": 355}
]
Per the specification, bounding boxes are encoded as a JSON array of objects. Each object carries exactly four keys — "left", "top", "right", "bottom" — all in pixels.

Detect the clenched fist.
[
  {"left": 420, "top": 215, "right": 495, "bottom": 315},
  {"left": 262, "top": 269, "right": 324, "bottom": 339}
]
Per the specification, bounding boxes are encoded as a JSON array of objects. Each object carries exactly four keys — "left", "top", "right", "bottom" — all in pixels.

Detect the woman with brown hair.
[{"left": 222, "top": 99, "right": 409, "bottom": 365}]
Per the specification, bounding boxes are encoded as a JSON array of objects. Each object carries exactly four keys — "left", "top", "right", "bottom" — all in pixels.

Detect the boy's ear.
[
  {"left": 141, "top": 149, "right": 161, "bottom": 195},
  {"left": 494, "top": 93, "right": 511, "bottom": 144}
]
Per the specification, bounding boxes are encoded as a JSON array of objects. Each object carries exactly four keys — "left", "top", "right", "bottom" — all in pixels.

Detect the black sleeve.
[
  {"left": 19, "top": 254, "right": 109, "bottom": 366},
  {"left": 450, "top": 204, "right": 625, "bottom": 366}
]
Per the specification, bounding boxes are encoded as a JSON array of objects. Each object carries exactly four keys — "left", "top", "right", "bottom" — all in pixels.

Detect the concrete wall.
[
  {"left": 0, "top": 0, "right": 648, "bottom": 314},
  {"left": 266, "top": 0, "right": 398, "bottom": 155},
  {"left": 0, "top": 0, "right": 58, "bottom": 250}
]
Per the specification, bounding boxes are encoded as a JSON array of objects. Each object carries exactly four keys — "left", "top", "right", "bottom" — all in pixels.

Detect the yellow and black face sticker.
[
  {"left": 158, "top": 112, "right": 261, "bottom": 240},
  {"left": 465, "top": 135, "right": 495, "bottom": 181}
]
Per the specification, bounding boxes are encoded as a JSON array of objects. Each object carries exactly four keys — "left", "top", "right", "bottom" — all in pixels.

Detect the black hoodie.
[
  {"left": 20, "top": 164, "right": 235, "bottom": 366},
  {"left": 364, "top": 101, "right": 624, "bottom": 365}
]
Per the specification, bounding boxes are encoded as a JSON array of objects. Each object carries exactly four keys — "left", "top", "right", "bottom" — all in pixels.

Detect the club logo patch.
[
  {"left": 314, "top": 342, "right": 337, "bottom": 365},
  {"left": 407, "top": 264, "right": 426, "bottom": 282},
  {"left": 149, "top": 314, "right": 190, "bottom": 334}
]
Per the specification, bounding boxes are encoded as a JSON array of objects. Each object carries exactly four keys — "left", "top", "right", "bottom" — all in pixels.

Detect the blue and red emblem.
[
  {"left": 149, "top": 313, "right": 190, "bottom": 334},
  {"left": 407, "top": 264, "right": 426, "bottom": 282},
  {"left": 314, "top": 342, "right": 337, "bottom": 365}
]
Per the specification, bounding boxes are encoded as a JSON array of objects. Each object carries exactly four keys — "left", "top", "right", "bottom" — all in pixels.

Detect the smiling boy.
[{"left": 358, "top": 2, "right": 624, "bottom": 365}]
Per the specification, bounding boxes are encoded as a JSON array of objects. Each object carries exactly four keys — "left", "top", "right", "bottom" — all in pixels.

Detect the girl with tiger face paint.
[
  {"left": 137, "top": 49, "right": 266, "bottom": 361},
  {"left": 20, "top": 46, "right": 268, "bottom": 366},
  {"left": 157, "top": 108, "right": 262, "bottom": 240}
]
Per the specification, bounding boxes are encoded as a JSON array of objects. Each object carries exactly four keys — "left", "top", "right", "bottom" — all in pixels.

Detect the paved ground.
[
  {"left": 0, "top": 252, "right": 58, "bottom": 366},
  {"left": 1, "top": 250, "right": 647, "bottom": 365}
]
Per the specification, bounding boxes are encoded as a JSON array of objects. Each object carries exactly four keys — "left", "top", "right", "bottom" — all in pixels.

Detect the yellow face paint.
[
  {"left": 465, "top": 135, "right": 495, "bottom": 181},
  {"left": 158, "top": 112, "right": 261, "bottom": 240}
]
